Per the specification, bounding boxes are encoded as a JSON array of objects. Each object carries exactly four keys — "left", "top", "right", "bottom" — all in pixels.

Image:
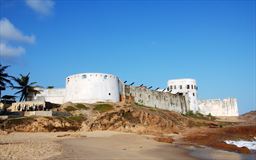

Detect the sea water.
[{"left": 225, "top": 140, "right": 256, "bottom": 151}]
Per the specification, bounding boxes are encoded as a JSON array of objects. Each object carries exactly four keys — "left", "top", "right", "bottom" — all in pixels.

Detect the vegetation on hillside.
[
  {"left": 184, "top": 111, "right": 216, "bottom": 121},
  {"left": 64, "top": 103, "right": 89, "bottom": 112},
  {"left": 93, "top": 104, "right": 113, "bottom": 113}
]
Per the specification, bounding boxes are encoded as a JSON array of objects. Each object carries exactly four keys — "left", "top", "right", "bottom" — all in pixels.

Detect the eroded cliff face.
[
  {"left": 1, "top": 103, "right": 214, "bottom": 134},
  {"left": 198, "top": 98, "right": 239, "bottom": 116},
  {"left": 1, "top": 117, "right": 82, "bottom": 132},
  {"left": 82, "top": 105, "right": 187, "bottom": 134}
]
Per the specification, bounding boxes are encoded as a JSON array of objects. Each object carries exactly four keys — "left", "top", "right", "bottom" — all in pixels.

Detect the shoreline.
[{"left": 1, "top": 131, "right": 255, "bottom": 160}]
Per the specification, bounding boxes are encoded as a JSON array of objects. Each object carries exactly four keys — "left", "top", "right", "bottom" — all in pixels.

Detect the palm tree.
[
  {"left": 12, "top": 73, "right": 40, "bottom": 101},
  {"left": 0, "top": 64, "right": 13, "bottom": 99}
]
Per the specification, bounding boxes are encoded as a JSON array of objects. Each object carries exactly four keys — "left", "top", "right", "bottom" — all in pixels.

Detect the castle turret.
[
  {"left": 65, "top": 73, "right": 122, "bottom": 103},
  {"left": 167, "top": 79, "right": 198, "bottom": 112}
]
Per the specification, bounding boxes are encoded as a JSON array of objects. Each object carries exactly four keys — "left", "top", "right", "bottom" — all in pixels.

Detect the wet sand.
[
  {"left": 0, "top": 131, "right": 255, "bottom": 160},
  {"left": 49, "top": 132, "right": 195, "bottom": 160}
]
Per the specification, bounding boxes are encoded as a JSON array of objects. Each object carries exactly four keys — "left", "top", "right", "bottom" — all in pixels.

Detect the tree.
[
  {"left": 12, "top": 73, "right": 40, "bottom": 101},
  {"left": 0, "top": 64, "right": 13, "bottom": 99}
]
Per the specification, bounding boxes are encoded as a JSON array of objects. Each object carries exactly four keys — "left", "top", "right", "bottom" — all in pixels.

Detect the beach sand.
[{"left": 0, "top": 131, "right": 254, "bottom": 160}]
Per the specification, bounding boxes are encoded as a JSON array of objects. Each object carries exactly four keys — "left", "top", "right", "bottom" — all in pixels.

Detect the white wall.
[
  {"left": 65, "top": 73, "right": 121, "bottom": 103},
  {"left": 32, "top": 88, "right": 65, "bottom": 104},
  {"left": 198, "top": 98, "right": 239, "bottom": 116},
  {"left": 125, "top": 86, "right": 188, "bottom": 113},
  {"left": 168, "top": 79, "right": 198, "bottom": 112},
  {"left": 29, "top": 75, "right": 240, "bottom": 117}
]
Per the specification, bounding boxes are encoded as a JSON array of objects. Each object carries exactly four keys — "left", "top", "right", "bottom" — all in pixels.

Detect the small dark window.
[
  {"left": 174, "top": 85, "right": 176, "bottom": 89},
  {"left": 191, "top": 85, "right": 193, "bottom": 89},
  {"left": 180, "top": 85, "right": 182, "bottom": 89},
  {"left": 193, "top": 93, "right": 195, "bottom": 96},
  {"left": 170, "top": 86, "right": 173, "bottom": 90},
  {"left": 187, "top": 85, "right": 190, "bottom": 89},
  {"left": 104, "top": 75, "right": 108, "bottom": 79},
  {"left": 82, "top": 74, "right": 87, "bottom": 79},
  {"left": 108, "top": 93, "right": 111, "bottom": 96},
  {"left": 167, "top": 87, "right": 170, "bottom": 91},
  {"left": 194, "top": 85, "right": 197, "bottom": 90}
]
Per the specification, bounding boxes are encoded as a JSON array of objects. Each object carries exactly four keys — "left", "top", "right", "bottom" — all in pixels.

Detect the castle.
[{"left": 29, "top": 72, "right": 239, "bottom": 116}]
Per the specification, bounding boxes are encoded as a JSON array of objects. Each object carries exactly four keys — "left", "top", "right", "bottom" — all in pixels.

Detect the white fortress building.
[{"left": 30, "top": 72, "right": 239, "bottom": 116}]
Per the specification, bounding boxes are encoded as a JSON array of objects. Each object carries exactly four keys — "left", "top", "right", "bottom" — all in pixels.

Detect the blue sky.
[{"left": 0, "top": 0, "right": 255, "bottom": 114}]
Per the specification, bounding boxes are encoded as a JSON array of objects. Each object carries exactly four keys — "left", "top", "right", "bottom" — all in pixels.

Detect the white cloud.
[
  {"left": 25, "top": 0, "right": 55, "bottom": 15},
  {"left": 0, "top": 42, "right": 25, "bottom": 57},
  {"left": 0, "top": 18, "right": 35, "bottom": 43},
  {"left": 0, "top": 18, "right": 35, "bottom": 57}
]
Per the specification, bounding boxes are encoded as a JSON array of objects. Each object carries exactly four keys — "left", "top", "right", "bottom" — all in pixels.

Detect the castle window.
[
  {"left": 82, "top": 74, "right": 87, "bottom": 79},
  {"left": 187, "top": 85, "right": 190, "bottom": 89},
  {"left": 167, "top": 87, "right": 169, "bottom": 91},
  {"left": 104, "top": 75, "right": 108, "bottom": 79},
  {"left": 170, "top": 86, "right": 173, "bottom": 90},
  {"left": 109, "top": 93, "right": 111, "bottom": 96},
  {"left": 180, "top": 85, "right": 182, "bottom": 89},
  {"left": 194, "top": 85, "right": 197, "bottom": 90},
  {"left": 193, "top": 93, "right": 195, "bottom": 96},
  {"left": 191, "top": 85, "right": 193, "bottom": 89}
]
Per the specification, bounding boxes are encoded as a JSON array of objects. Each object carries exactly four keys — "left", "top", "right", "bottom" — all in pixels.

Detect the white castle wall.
[
  {"left": 32, "top": 88, "right": 65, "bottom": 104},
  {"left": 125, "top": 85, "right": 189, "bottom": 113},
  {"left": 64, "top": 73, "right": 121, "bottom": 103},
  {"left": 168, "top": 79, "right": 198, "bottom": 112},
  {"left": 28, "top": 73, "right": 239, "bottom": 117},
  {"left": 198, "top": 98, "right": 239, "bottom": 116}
]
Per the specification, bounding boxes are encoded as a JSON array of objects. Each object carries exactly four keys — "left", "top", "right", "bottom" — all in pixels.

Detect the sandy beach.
[{"left": 1, "top": 131, "right": 255, "bottom": 160}]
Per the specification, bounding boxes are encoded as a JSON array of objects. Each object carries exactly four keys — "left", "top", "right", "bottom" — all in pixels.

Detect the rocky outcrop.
[
  {"left": 1, "top": 117, "right": 82, "bottom": 132},
  {"left": 1, "top": 103, "right": 216, "bottom": 134},
  {"left": 183, "top": 125, "right": 256, "bottom": 154},
  {"left": 240, "top": 111, "right": 256, "bottom": 122},
  {"left": 82, "top": 105, "right": 190, "bottom": 135}
]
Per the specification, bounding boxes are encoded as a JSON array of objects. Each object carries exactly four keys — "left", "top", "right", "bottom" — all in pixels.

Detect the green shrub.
[
  {"left": 64, "top": 106, "right": 77, "bottom": 112},
  {"left": 75, "top": 103, "right": 89, "bottom": 110},
  {"left": 185, "top": 111, "right": 216, "bottom": 121},
  {"left": 93, "top": 104, "right": 113, "bottom": 113},
  {"left": 67, "top": 115, "right": 85, "bottom": 122},
  {"left": 195, "top": 111, "right": 204, "bottom": 118},
  {"left": 186, "top": 111, "right": 194, "bottom": 116}
]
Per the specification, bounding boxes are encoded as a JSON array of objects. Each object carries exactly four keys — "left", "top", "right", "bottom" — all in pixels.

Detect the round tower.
[{"left": 65, "top": 73, "right": 121, "bottom": 103}]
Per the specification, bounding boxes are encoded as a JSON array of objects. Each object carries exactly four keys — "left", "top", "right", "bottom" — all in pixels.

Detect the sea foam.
[{"left": 225, "top": 140, "right": 256, "bottom": 150}]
